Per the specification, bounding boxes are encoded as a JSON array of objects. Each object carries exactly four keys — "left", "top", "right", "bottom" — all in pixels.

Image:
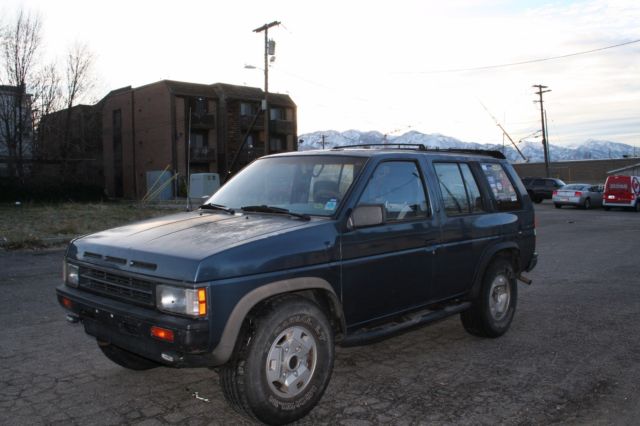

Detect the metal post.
[
  {"left": 533, "top": 85, "right": 551, "bottom": 177},
  {"left": 253, "top": 21, "right": 280, "bottom": 156}
]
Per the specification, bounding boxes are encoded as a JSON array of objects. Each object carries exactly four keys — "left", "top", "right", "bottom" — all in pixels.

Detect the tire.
[
  {"left": 461, "top": 258, "right": 517, "bottom": 338},
  {"left": 583, "top": 198, "right": 591, "bottom": 210},
  {"left": 97, "top": 340, "right": 160, "bottom": 370},
  {"left": 635, "top": 200, "right": 640, "bottom": 212},
  {"left": 554, "top": 204, "right": 561, "bottom": 209},
  {"left": 533, "top": 196, "right": 543, "bottom": 204},
  {"left": 220, "top": 295, "right": 334, "bottom": 425},
  {"left": 604, "top": 206, "right": 611, "bottom": 211}
]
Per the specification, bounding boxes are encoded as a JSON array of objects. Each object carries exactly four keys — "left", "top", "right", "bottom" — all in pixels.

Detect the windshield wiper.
[
  {"left": 241, "top": 205, "right": 310, "bottom": 221},
  {"left": 199, "top": 203, "right": 235, "bottom": 214}
]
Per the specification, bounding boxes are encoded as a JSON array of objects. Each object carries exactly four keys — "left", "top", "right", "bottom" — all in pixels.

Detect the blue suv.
[{"left": 58, "top": 145, "right": 537, "bottom": 425}]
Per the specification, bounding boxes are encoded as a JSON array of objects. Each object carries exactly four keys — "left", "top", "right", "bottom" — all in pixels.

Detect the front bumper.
[{"left": 56, "top": 285, "right": 222, "bottom": 368}]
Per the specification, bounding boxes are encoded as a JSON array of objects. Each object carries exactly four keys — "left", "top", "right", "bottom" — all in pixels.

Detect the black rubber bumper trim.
[{"left": 56, "top": 285, "right": 220, "bottom": 368}]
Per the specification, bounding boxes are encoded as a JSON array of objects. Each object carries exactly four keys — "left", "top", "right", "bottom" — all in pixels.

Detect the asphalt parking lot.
[{"left": 1, "top": 202, "right": 640, "bottom": 425}]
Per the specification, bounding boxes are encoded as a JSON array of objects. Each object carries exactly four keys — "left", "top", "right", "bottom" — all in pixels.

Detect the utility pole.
[
  {"left": 253, "top": 21, "right": 280, "bottom": 156},
  {"left": 533, "top": 84, "right": 551, "bottom": 177},
  {"left": 321, "top": 134, "right": 325, "bottom": 150}
]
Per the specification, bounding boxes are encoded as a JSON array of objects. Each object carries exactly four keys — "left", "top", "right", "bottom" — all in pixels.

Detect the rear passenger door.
[
  {"left": 431, "top": 161, "right": 494, "bottom": 301},
  {"left": 341, "top": 160, "right": 438, "bottom": 327}
]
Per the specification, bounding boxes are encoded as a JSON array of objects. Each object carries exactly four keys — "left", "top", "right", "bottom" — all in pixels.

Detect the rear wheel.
[
  {"left": 220, "top": 295, "right": 334, "bottom": 425},
  {"left": 583, "top": 198, "right": 591, "bottom": 210},
  {"left": 97, "top": 341, "right": 160, "bottom": 370},
  {"left": 461, "top": 258, "right": 517, "bottom": 338},
  {"left": 554, "top": 204, "right": 562, "bottom": 209},
  {"left": 604, "top": 206, "right": 611, "bottom": 211}
]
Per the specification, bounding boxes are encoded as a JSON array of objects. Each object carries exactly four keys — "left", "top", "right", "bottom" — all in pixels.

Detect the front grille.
[{"left": 79, "top": 267, "right": 155, "bottom": 306}]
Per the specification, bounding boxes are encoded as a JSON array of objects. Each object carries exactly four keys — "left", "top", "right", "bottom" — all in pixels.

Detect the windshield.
[{"left": 206, "top": 155, "right": 367, "bottom": 217}]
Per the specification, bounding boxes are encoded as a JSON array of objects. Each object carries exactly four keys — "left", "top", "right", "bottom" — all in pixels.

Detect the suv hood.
[{"left": 67, "top": 211, "right": 327, "bottom": 282}]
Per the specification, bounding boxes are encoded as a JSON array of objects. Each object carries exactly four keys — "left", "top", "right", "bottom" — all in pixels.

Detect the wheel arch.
[
  {"left": 210, "top": 277, "right": 345, "bottom": 366},
  {"left": 468, "top": 243, "right": 520, "bottom": 300}
]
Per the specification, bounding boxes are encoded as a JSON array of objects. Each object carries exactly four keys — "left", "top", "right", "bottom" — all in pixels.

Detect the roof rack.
[
  {"left": 332, "top": 143, "right": 427, "bottom": 151},
  {"left": 331, "top": 143, "right": 506, "bottom": 159}
]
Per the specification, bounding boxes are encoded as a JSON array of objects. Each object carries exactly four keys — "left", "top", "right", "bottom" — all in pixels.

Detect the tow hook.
[
  {"left": 66, "top": 313, "right": 81, "bottom": 323},
  {"left": 517, "top": 274, "right": 533, "bottom": 285}
]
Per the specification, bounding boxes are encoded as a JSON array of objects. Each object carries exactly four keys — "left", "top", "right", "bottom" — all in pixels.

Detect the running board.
[{"left": 341, "top": 301, "right": 472, "bottom": 347}]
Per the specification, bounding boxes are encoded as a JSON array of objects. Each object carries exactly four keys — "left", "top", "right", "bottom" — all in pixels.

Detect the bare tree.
[
  {"left": 60, "top": 42, "right": 95, "bottom": 176},
  {"left": 0, "top": 9, "right": 42, "bottom": 178},
  {"left": 31, "top": 62, "right": 61, "bottom": 160}
]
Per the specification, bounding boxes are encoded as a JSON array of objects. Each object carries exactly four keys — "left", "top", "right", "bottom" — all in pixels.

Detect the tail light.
[
  {"left": 574, "top": 191, "right": 582, "bottom": 197},
  {"left": 552, "top": 190, "right": 558, "bottom": 196}
]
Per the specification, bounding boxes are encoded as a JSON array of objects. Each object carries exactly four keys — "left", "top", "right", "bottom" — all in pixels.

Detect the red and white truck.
[{"left": 603, "top": 175, "right": 640, "bottom": 211}]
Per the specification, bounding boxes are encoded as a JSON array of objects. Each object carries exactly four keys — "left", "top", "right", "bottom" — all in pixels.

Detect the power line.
[{"left": 393, "top": 38, "right": 640, "bottom": 75}]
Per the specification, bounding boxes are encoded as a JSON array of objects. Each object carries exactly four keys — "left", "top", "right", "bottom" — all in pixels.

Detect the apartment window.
[
  {"left": 269, "top": 136, "right": 285, "bottom": 152},
  {"left": 270, "top": 107, "right": 285, "bottom": 120},
  {"left": 240, "top": 102, "right": 258, "bottom": 116},
  {"left": 189, "top": 97, "right": 208, "bottom": 115}
]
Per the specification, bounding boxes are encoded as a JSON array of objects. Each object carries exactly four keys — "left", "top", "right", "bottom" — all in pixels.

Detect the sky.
[{"left": 2, "top": 0, "right": 639, "bottom": 147}]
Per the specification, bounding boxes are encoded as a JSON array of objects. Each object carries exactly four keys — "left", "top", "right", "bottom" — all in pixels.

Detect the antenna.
[{"left": 477, "top": 100, "right": 528, "bottom": 162}]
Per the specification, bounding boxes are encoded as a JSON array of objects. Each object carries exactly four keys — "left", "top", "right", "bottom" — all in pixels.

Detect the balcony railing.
[
  {"left": 270, "top": 119, "right": 294, "bottom": 135},
  {"left": 240, "top": 114, "right": 264, "bottom": 130},
  {"left": 191, "top": 113, "right": 215, "bottom": 128},
  {"left": 190, "top": 146, "right": 216, "bottom": 162}
]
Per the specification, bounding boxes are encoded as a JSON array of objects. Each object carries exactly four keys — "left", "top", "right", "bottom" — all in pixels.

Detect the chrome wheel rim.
[
  {"left": 489, "top": 274, "right": 511, "bottom": 321},
  {"left": 266, "top": 325, "right": 318, "bottom": 399}
]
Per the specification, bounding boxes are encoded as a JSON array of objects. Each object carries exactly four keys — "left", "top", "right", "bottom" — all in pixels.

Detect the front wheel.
[
  {"left": 461, "top": 258, "right": 518, "bottom": 338},
  {"left": 220, "top": 295, "right": 334, "bottom": 425}
]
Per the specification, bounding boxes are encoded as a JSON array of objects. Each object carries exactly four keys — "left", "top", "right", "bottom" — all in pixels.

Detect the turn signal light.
[
  {"left": 198, "top": 288, "right": 207, "bottom": 316},
  {"left": 150, "top": 326, "right": 174, "bottom": 343}
]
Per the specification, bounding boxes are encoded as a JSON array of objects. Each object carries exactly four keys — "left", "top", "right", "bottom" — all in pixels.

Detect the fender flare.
[
  {"left": 210, "top": 277, "right": 343, "bottom": 365},
  {"left": 468, "top": 242, "right": 520, "bottom": 300}
]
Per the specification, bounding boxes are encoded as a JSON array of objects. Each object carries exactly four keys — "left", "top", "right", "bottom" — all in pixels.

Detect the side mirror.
[{"left": 348, "top": 204, "right": 385, "bottom": 229}]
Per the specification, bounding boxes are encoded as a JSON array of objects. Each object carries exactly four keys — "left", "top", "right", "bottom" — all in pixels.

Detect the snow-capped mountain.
[{"left": 297, "top": 130, "right": 639, "bottom": 163}]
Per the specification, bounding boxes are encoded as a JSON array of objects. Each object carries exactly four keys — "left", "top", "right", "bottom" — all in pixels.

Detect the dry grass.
[{"left": 0, "top": 202, "right": 176, "bottom": 249}]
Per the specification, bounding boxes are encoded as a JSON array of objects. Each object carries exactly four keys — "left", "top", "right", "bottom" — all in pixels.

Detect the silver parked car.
[{"left": 553, "top": 183, "right": 603, "bottom": 209}]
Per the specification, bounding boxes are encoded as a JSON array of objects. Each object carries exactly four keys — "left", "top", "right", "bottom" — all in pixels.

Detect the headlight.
[
  {"left": 64, "top": 262, "right": 79, "bottom": 287},
  {"left": 156, "top": 285, "right": 207, "bottom": 317}
]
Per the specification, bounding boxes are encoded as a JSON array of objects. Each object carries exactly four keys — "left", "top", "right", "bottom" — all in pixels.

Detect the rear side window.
[
  {"left": 358, "top": 161, "right": 429, "bottom": 221},
  {"left": 433, "top": 162, "right": 485, "bottom": 215},
  {"left": 480, "top": 163, "right": 522, "bottom": 211}
]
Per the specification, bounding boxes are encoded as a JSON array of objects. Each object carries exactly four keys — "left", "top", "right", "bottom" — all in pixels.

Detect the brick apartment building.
[{"left": 40, "top": 80, "right": 297, "bottom": 199}]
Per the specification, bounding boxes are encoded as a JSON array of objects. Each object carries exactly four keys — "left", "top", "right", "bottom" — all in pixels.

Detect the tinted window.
[
  {"left": 533, "top": 179, "right": 545, "bottom": 186},
  {"left": 480, "top": 163, "right": 522, "bottom": 211},
  {"left": 434, "top": 163, "right": 470, "bottom": 216},
  {"left": 460, "top": 163, "right": 486, "bottom": 213},
  {"left": 358, "top": 161, "right": 429, "bottom": 221}
]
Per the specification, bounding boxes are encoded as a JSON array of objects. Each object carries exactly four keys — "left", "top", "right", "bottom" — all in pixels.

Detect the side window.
[
  {"left": 434, "top": 162, "right": 484, "bottom": 215},
  {"left": 480, "top": 163, "right": 522, "bottom": 211},
  {"left": 358, "top": 161, "right": 429, "bottom": 221},
  {"left": 459, "top": 163, "right": 486, "bottom": 213}
]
